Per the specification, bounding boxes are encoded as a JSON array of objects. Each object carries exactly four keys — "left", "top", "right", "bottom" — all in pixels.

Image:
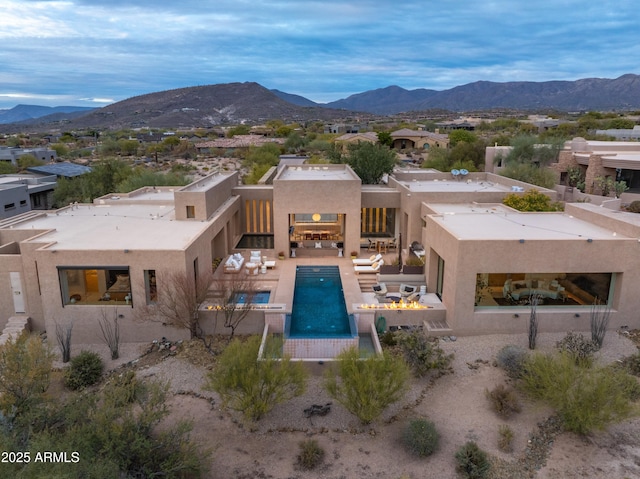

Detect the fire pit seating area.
[
  {"left": 503, "top": 278, "right": 565, "bottom": 300},
  {"left": 223, "top": 253, "right": 245, "bottom": 273}
]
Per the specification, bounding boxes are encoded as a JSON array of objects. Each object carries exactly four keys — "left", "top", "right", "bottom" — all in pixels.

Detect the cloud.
[{"left": 0, "top": 0, "right": 638, "bottom": 108}]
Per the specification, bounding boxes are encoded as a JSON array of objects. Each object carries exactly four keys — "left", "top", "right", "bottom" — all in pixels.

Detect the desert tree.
[
  {"left": 344, "top": 142, "right": 397, "bottom": 184},
  {"left": 98, "top": 308, "right": 120, "bottom": 360},
  {"left": 135, "top": 269, "right": 213, "bottom": 343},
  {"left": 208, "top": 273, "right": 257, "bottom": 342}
]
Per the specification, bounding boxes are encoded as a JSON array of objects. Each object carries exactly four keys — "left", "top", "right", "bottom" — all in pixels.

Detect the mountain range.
[
  {"left": 0, "top": 105, "right": 95, "bottom": 125},
  {"left": 1, "top": 74, "right": 638, "bottom": 131}
]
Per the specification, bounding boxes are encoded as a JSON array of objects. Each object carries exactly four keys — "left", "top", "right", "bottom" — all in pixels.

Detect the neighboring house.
[
  {"left": 595, "top": 125, "right": 640, "bottom": 141},
  {"left": 553, "top": 137, "right": 640, "bottom": 197},
  {"left": 27, "top": 162, "right": 92, "bottom": 179},
  {"left": 0, "top": 146, "right": 57, "bottom": 165},
  {"left": 390, "top": 129, "right": 449, "bottom": 150},
  {"left": 334, "top": 132, "right": 379, "bottom": 150},
  {"left": 0, "top": 174, "right": 57, "bottom": 219},
  {"left": 1, "top": 164, "right": 639, "bottom": 348}
]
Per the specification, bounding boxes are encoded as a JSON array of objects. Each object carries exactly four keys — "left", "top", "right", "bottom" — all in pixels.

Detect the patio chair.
[
  {"left": 354, "top": 259, "right": 384, "bottom": 274},
  {"left": 352, "top": 253, "right": 382, "bottom": 266},
  {"left": 399, "top": 283, "right": 418, "bottom": 297},
  {"left": 372, "top": 282, "right": 387, "bottom": 297},
  {"left": 367, "top": 238, "right": 376, "bottom": 252},
  {"left": 387, "top": 238, "right": 397, "bottom": 251}
]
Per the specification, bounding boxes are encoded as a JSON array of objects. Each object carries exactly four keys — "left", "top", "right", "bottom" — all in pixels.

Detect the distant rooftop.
[{"left": 27, "top": 162, "right": 91, "bottom": 178}]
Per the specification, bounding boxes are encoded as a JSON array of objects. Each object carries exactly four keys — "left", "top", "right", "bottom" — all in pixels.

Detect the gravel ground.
[{"left": 52, "top": 329, "right": 640, "bottom": 479}]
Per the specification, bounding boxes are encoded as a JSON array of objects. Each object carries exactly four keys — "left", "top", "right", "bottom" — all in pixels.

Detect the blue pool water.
[
  {"left": 288, "top": 265, "right": 352, "bottom": 337},
  {"left": 232, "top": 290, "right": 271, "bottom": 304}
]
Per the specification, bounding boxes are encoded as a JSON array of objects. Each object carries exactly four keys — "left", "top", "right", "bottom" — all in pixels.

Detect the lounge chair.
[
  {"left": 372, "top": 282, "right": 387, "bottom": 297},
  {"left": 354, "top": 259, "right": 384, "bottom": 274},
  {"left": 249, "top": 250, "right": 262, "bottom": 263},
  {"left": 352, "top": 253, "right": 383, "bottom": 266},
  {"left": 399, "top": 283, "right": 418, "bottom": 297}
]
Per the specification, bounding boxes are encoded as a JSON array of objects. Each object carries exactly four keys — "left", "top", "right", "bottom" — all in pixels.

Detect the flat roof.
[
  {"left": 179, "top": 171, "right": 231, "bottom": 191},
  {"left": 15, "top": 203, "right": 211, "bottom": 251},
  {"left": 402, "top": 178, "right": 512, "bottom": 193},
  {"left": 27, "top": 163, "right": 91, "bottom": 178},
  {"left": 277, "top": 165, "right": 359, "bottom": 181},
  {"left": 427, "top": 204, "right": 625, "bottom": 240}
]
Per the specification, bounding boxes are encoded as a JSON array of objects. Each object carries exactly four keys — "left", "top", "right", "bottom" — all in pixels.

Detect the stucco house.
[{"left": 1, "top": 164, "right": 639, "bottom": 351}]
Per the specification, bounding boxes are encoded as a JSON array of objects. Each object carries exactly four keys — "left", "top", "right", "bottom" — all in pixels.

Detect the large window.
[
  {"left": 144, "top": 269, "right": 157, "bottom": 304},
  {"left": 58, "top": 267, "right": 131, "bottom": 306},
  {"left": 475, "top": 272, "right": 614, "bottom": 308},
  {"left": 361, "top": 207, "right": 395, "bottom": 238}
]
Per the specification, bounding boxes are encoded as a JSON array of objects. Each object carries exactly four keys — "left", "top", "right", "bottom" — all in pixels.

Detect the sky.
[{"left": 1, "top": 0, "right": 638, "bottom": 110}]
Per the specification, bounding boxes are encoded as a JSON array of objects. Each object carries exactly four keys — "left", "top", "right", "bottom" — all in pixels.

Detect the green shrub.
[
  {"left": 455, "top": 441, "right": 491, "bottom": 479},
  {"left": 485, "top": 384, "right": 521, "bottom": 418},
  {"left": 296, "top": 439, "right": 325, "bottom": 470},
  {"left": 206, "top": 336, "right": 307, "bottom": 422},
  {"left": 497, "top": 424, "right": 514, "bottom": 452},
  {"left": 496, "top": 345, "right": 527, "bottom": 379},
  {"left": 629, "top": 200, "right": 640, "bottom": 213},
  {"left": 325, "top": 347, "right": 410, "bottom": 424},
  {"left": 556, "top": 332, "right": 598, "bottom": 366},
  {"left": 379, "top": 330, "right": 397, "bottom": 347},
  {"left": 396, "top": 330, "right": 453, "bottom": 377},
  {"left": 520, "top": 352, "right": 639, "bottom": 435},
  {"left": 64, "top": 350, "right": 104, "bottom": 390},
  {"left": 402, "top": 418, "right": 439, "bottom": 457}
]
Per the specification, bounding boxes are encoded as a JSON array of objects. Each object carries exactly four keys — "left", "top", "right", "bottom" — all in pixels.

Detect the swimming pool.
[
  {"left": 287, "top": 265, "right": 355, "bottom": 338},
  {"left": 232, "top": 290, "right": 271, "bottom": 304}
]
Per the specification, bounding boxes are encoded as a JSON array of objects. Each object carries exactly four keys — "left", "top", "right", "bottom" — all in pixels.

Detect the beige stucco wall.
[
  {"left": 272, "top": 166, "right": 361, "bottom": 257},
  {"left": 175, "top": 171, "right": 238, "bottom": 220}
]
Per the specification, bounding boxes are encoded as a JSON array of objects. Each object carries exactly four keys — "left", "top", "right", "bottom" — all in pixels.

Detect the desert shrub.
[
  {"left": 590, "top": 303, "right": 610, "bottom": 350},
  {"left": 379, "top": 330, "right": 397, "bottom": 347},
  {"left": 0, "top": 333, "right": 54, "bottom": 415},
  {"left": 402, "top": 418, "right": 439, "bottom": 457},
  {"left": 296, "top": 439, "right": 325, "bottom": 470},
  {"left": 455, "top": 441, "right": 491, "bottom": 479},
  {"left": 206, "top": 336, "right": 307, "bottom": 421},
  {"left": 556, "top": 332, "right": 598, "bottom": 367},
  {"left": 629, "top": 200, "right": 640, "bottom": 213},
  {"left": 325, "top": 347, "right": 410, "bottom": 424},
  {"left": 485, "top": 384, "right": 521, "bottom": 418},
  {"left": 497, "top": 424, "right": 514, "bottom": 452},
  {"left": 620, "top": 351, "right": 640, "bottom": 377},
  {"left": 496, "top": 345, "right": 528, "bottom": 379},
  {"left": 64, "top": 350, "right": 104, "bottom": 390},
  {"left": 396, "top": 330, "right": 453, "bottom": 377},
  {"left": 520, "top": 352, "right": 639, "bottom": 435},
  {"left": 1, "top": 375, "right": 204, "bottom": 478}
]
